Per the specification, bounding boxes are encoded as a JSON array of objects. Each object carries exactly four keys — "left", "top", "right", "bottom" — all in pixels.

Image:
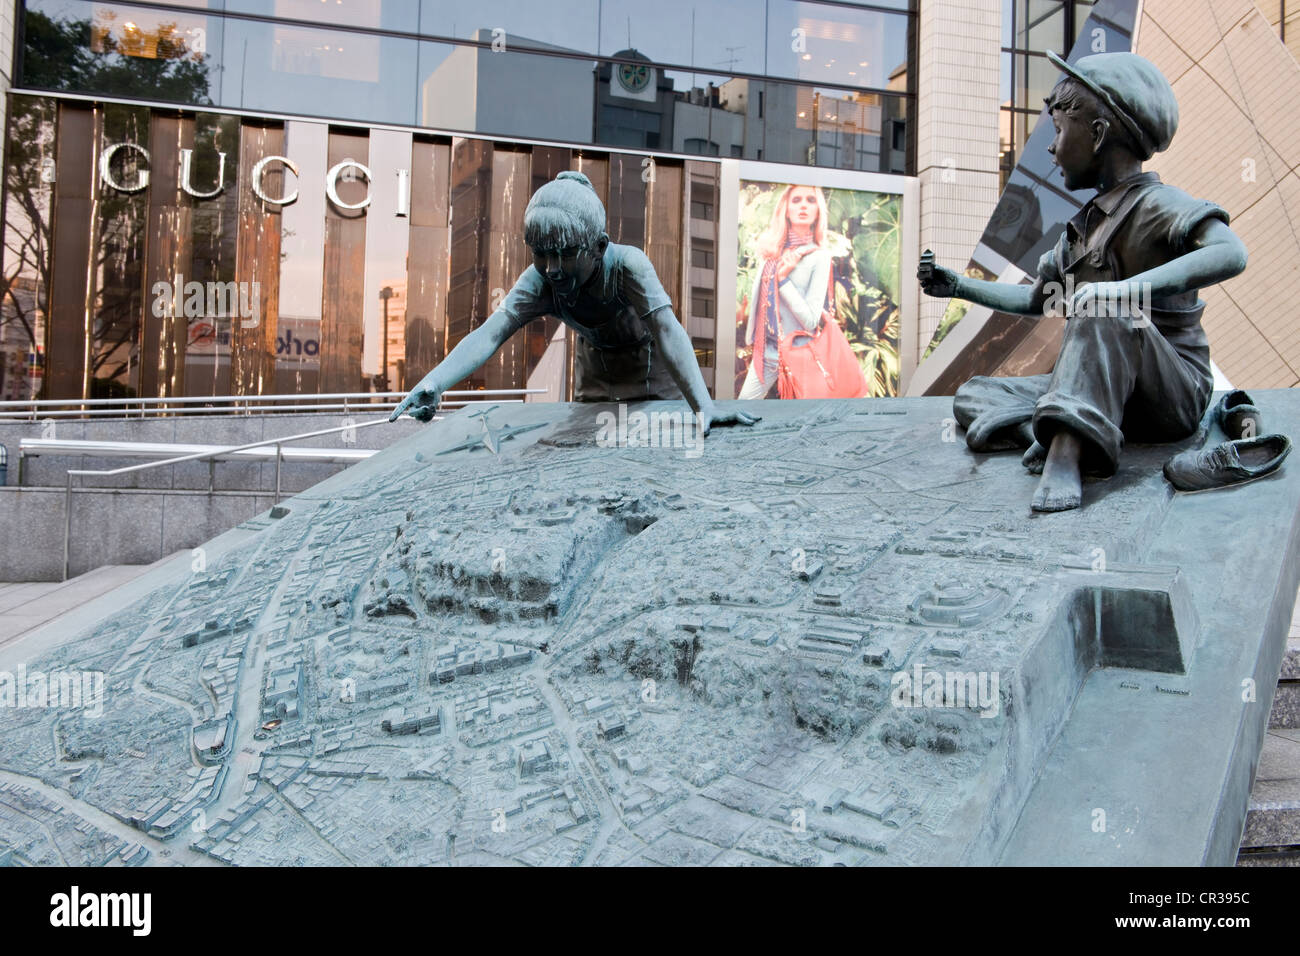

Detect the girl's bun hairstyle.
[
  {"left": 524, "top": 171, "right": 607, "bottom": 249},
  {"left": 555, "top": 170, "right": 595, "bottom": 190}
]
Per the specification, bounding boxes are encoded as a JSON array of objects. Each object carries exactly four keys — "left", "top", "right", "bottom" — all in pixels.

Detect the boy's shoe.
[
  {"left": 1163, "top": 434, "right": 1291, "bottom": 492},
  {"left": 1214, "top": 389, "right": 1262, "bottom": 440}
]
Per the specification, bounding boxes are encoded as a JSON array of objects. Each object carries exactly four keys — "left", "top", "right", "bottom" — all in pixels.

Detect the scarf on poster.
[{"left": 752, "top": 225, "right": 816, "bottom": 385}]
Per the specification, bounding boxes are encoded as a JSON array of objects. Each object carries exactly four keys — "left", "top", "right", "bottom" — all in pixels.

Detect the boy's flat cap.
[{"left": 1047, "top": 50, "right": 1178, "bottom": 160}]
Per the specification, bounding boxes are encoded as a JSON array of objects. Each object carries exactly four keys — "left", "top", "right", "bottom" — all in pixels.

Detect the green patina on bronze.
[
  {"left": 919, "top": 51, "right": 1250, "bottom": 512},
  {"left": 392, "top": 171, "right": 758, "bottom": 435}
]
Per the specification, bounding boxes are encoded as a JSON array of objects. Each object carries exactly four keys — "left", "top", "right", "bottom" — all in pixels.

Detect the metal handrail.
[
  {"left": 1, "top": 388, "right": 546, "bottom": 420},
  {"left": 0, "top": 399, "right": 524, "bottom": 419},
  {"left": 62, "top": 416, "right": 398, "bottom": 580}
]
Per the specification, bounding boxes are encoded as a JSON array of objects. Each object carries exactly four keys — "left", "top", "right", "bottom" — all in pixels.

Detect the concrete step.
[
  {"left": 1237, "top": 728, "right": 1300, "bottom": 863},
  {"left": 1239, "top": 729, "right": 1300, "bottom": 850},
  {"left": 1273, "top": 682, "right": 1300, "bottom": 730},
  {"left": 1273, "top": 637, "right": 1300, "bottom": 730},
  {"left": 1237, "top": 598, "right": 1300, "bottom": 865}
]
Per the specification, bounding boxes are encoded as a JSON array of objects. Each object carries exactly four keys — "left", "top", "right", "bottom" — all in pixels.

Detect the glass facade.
[
  {"left": 999, "top": 0, "right": 1094, "bottom": 189},
  {"left": 0, "top": 92, "right": 727, "bottom": 403},
  {"left": 3, "top": 1, "right": 916, "bottom": 405},
  {"left": 923, "top": 0, "right": 1138, "bottom": 393},
  {"left": 18, "top": 0, "right": 916, "bottom": 175}
]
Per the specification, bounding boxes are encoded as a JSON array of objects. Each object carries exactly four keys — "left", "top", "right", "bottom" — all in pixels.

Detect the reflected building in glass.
[{"left": 2, "top": 0, "right": 918, "bottom": 404}]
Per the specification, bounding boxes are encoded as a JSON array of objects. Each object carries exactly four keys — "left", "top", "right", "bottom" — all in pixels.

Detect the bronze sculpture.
[
  {"left": 919, "top": 51, "right": 1251, "bottom": 511},
  {"left": 392, "top": 171, "right": 758, "bottom": 436}
]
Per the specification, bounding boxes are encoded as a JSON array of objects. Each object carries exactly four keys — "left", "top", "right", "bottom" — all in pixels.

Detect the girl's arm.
[
  {"left": 644, "top": 307, "right": 760, "bottom": 432},
  {"left": 778, "top": 248, "right": 831, "bottom": 330},
  {"left": 390, "top": 309, "right": 524, "bottom": 421}
]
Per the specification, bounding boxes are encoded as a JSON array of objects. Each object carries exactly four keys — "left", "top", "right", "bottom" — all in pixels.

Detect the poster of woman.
[{"left": 735, "top": 179, "right": 902, "bottom": 398}]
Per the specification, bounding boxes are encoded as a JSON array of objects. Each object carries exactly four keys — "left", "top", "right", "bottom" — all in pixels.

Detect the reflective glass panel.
[
  {"left": 419, "top": 0, "right": 599, "bottom": 54},
  {"left": 219, "top": 15, "right": 418, "bottom": 125},
  {"left": 91, "top": 102, "right": 150, "bottom": 397},
  {"left": 1015, "top": 0, "right": 1066, "bottom": 52},
  {"left": 181, "top": 112, "right": 242, "bottom": 398},
  {"left": 227, "top": 0, "right": 419, "bottom": 32},
  {"left": 0, "top": 96, "right": 57, "bottom": 401},
  {"left": 23, "top": 0, "right": 222, "bottom": 105},
  {"left": 420, "top": 40, "right": 595, "bottom": 144},
  {"left": 765, "top": 1, "right": 909, "bottom": 91},
  {"left": 598, "top": 0, "right": 764, "bottom": 75},
  {"left": 275, "top": 120, "right": 328, "bottom": 395}
]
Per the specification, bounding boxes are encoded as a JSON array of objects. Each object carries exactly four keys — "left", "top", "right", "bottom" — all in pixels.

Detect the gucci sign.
[{"left": 98, "top": 143, "right": 411, "bottom": 215}]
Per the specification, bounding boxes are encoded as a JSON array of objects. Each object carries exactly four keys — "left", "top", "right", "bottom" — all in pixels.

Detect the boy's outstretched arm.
[
  {"left": 644, "top": 306, "right": 760, "bottom": 433},
  {"left": 918, "top": 250, "right": 1048, "bottom": 316},
  {"left": 390, "top": 310, "right": 521, "bottom": 422}
]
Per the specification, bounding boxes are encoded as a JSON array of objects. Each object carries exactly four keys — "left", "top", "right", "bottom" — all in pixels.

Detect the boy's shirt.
[
  {"left": 498, "top": 242, "right": 673, "bottom": 351},
  {"left": 1038, "top": 171, "right": 1228, "bottom": 348}
]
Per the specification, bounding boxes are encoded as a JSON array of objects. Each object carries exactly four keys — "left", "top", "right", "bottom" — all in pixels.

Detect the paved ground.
[{"left": 0, "top": 553, "right": 185, "bottom": 649}]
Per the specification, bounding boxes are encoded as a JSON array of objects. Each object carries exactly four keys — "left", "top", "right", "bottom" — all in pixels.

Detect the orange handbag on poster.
[{"left": 776, "top": 272, "right": 871, "bottom": 400}]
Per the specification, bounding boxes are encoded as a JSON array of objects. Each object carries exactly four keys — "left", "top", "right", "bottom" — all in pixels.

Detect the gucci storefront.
[
  {"left": 0, "top": 93, "right": 719, "bottom": 403},
  {"left": 2, "top": 0, "right": 917, "bottom": 404}
]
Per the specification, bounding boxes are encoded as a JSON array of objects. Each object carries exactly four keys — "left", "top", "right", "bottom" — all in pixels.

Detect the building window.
[
  {"left": 690, "top": 199, "right": 714, "bottom": 221},
  {"left": 1000, "top": 1, "right": 1094, "bottom": 190},
  {"left": 691, "top": 287, "right": 714, "bottom": 319},
  {"left": 683, "top": 137, "right": 720, "bottom": 156}
]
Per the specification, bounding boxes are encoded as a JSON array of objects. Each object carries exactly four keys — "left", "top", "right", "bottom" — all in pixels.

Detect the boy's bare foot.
[
  {"left": 1032, "top": 431, "right": 1083, "bottom": 512},
  {"left": 1022, "top": 441, "right": 1046, "bottom": 474}
]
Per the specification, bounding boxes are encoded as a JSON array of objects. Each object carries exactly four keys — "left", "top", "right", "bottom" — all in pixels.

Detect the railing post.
[
  {"left": 274, "top": 443, "right": 283, "bottom": 503},
  {"left": 62, "top": 472, "right": 73, "bottom": 582},
  {"left": 208, "top": 458, "right": 215, "bottom": 494}
]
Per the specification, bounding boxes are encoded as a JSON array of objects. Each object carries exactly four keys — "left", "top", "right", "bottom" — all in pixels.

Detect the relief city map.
[{"left": 2, "top": 394, "right": 1297, "bottom": 867}]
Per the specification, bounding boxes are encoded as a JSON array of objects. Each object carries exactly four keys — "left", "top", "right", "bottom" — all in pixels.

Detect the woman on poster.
[{"left": 738, "top": 184, "right": 834, "bottom": 399}]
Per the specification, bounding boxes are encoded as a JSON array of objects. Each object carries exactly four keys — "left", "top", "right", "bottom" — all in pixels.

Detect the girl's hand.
[
  {"left": 704, "top": 408, "right": 761, "bottom": 434},
  {"left": 389, "top": 382, "right": 443, "bottom": 422},
  {"left": 775, "top": 247, "right": 810, "bottom": 281}
]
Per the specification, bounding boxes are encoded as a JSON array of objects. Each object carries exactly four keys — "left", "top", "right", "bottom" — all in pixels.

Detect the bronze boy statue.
[
  {"left": 919, "top": 51, "right": 1249, "bottom": 511},
  {"left": 392, "top": 170, "right": 757, "bottom": 435}
]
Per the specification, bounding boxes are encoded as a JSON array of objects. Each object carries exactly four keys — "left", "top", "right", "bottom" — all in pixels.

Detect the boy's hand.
[
  {"left": 1067, "top": 281, "right": 1148, "bottom": 324},
  {"left": 918, "top": 250, "right": 960, "bottom": 298},
  {"left": 389, "top": 383, "right": 443, "bottom": 422}
]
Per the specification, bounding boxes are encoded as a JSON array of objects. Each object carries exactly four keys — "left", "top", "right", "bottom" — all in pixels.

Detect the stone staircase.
[{"left": 1237, "top": 590, "right": 1300, "bottom": 866}]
